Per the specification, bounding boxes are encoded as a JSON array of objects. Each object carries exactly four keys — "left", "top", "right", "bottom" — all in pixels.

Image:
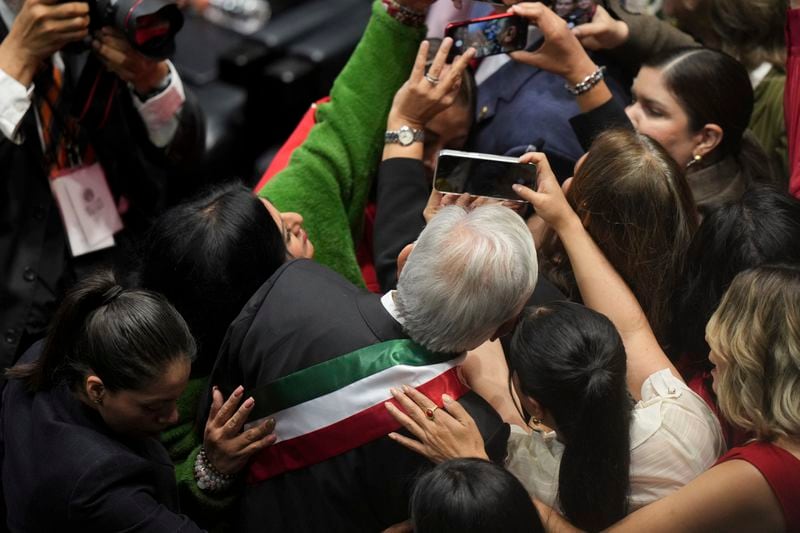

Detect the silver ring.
[{"left": 424, "top": 73, "right": 440, "bottom": 85}]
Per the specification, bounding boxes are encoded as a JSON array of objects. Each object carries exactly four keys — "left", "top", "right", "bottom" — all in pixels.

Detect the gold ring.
[{"left": 425, "top": 406, "right": 439, "bottom": 421}]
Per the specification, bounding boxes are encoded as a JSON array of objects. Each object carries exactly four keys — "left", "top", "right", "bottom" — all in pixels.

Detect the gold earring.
[
  {"left": 531, "top": 416, "right": 541, "bottom": 426},
  {"left": 93, "top": 396, "right": 103, "bottom": 406},
  {"left": 686, "top": 153, "right": 702, "bottom": 169}
]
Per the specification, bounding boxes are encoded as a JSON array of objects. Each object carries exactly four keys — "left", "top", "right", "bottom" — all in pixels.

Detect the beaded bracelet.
[
  {"left": 381, "top": 0, "right": 426, "bottom": 27},
  {"left": 194, "top": 447, "right": 236, "bottom": 493},
  {"left": 564, "top": 66, "right": 607, "bottom": 96}
]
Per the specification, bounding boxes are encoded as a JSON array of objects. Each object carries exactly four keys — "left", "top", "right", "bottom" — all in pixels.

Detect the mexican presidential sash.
[{"left": 245, "top": 338, "right": 468, "bottom": 483}]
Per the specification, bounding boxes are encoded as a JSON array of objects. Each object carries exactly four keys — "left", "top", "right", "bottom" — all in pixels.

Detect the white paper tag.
[{"left": 50, "top": 163, "right": 124, "bottom": 257}]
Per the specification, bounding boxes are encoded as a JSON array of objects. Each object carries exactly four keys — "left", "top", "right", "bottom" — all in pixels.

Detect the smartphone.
[
  {"left": 433, "top": 149, "right": 537, "bottom": 203},
  {"left": 445, "top": 13, "right": 528, "bottom": 59},
  {"left": 548, "top": 0, "right": 597, "bottom": 26}
]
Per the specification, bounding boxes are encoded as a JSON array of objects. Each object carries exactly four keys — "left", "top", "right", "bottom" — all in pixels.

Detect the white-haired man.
[{"left": 205, "top": 204, "right": 537, "bottom": 532}]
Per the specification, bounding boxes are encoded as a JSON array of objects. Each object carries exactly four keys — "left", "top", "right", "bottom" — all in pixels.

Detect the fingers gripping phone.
[
  {"left": 445, "top": 13, "right": 528, "bottom": 59},
  {"left": 433, "top": 150, "right": 537, "bottom": 204}
]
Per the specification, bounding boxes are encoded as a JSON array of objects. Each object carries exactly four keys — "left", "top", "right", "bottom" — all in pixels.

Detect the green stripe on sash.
[{"left": 249, "top": 339, "right": 453, "bottom": 416}]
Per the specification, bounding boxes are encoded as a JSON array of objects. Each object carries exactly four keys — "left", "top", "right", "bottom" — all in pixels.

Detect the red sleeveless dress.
[{"left": 716, "top": 441, "right": 800, "bottom": 531}]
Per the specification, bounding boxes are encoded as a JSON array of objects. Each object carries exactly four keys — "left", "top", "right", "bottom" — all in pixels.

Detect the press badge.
[{"left": 50, "top": 163, "right": 124, "bottom": 257}]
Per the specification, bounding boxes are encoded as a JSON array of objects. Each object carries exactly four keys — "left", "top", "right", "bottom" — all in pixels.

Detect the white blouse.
[{"left": 505, "top": 368, "right": 725, "bottom": 511}]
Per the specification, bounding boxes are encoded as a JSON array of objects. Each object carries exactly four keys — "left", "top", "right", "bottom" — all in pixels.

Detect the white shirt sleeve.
[
  {"left": 628, "top": 368, "right": 726, "bottom": 510},
  {"left": 130, "top": 60, "right": 186, "bottom": 148},
  {"left": 0, "top": 67, "right": 33, "bottom": 144}
]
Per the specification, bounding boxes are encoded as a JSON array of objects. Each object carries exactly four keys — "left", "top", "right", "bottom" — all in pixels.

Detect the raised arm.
[
  {"left": 513, "top": 153, "right": 679, "bottom": 398},
  {"left": 374, "top": 38, "right": 476, "bottom": 290},
  {"left": 257, "top": 0, "right": 429, "bottom": 286}
]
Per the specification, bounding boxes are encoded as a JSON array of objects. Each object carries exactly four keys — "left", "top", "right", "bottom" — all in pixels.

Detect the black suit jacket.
[
  {"left": 0, "top": 342, "right": 203, "bottom": 532},
  {"left": 208, "top": 259, "right": 509, "bottom": 533},
  {"left": 0, "top": 19, "right": 205, "bottom": 371}
]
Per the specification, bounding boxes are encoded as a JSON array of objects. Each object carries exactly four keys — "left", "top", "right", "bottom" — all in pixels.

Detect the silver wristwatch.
[{"left": 385, "top": 125, "right": 425, "bottom": 146}]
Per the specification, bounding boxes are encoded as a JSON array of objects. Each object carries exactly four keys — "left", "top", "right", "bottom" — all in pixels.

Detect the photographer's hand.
[
  {"left": 0, "top": 0, "right": 89, "bottom": 87},
  {"left": 92, "top": 27, "right": 169, "bottom": 96}
]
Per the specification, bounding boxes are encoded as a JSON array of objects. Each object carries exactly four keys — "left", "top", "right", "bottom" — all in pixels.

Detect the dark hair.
[
  {"left": 508, "top": 302, "right": 632, "bottom": 530},
  {"left": 708, "top": 0, "right": 787, "bottom": 70},
  {"left": 139, "top": 182, "right": 286, "bottom": 375},
  {"left": 643, "top": 47, "right": 773, "bottom": 185},
  {"left": 671, "top": 186, "right": 800, "bottom": 365},
  {"left": 540, "top": 129, "right": 697, "bottom": 346},
  {"left": 410, "top": 458, "right": 543, "bottom": 533},
  {"left": 6, "top": 269, "right": 196, "bottom": 392}
]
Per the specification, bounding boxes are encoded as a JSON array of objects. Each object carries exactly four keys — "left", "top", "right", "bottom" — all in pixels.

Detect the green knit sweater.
[
  {"left": 257, "top": 1, "right": 425, "bottom": 287},
  {"left": 167, "top": 2, "right": 426, "bottom": 526}
]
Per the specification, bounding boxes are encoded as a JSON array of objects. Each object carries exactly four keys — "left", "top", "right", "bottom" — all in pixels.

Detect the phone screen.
[
  {"left": 434, "top": 152, "right": 537, "bottom": 203},
  {"left": 550, "top": 0, "right": 596, "bottom": 26},
  {"left": 447, "top": 15, "right": 528, "bottom": 59}
]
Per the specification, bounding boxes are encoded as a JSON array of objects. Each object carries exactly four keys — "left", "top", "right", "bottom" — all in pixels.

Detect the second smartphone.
[{"left": 445, "top": 13, "right": 528, "bottom": 59}]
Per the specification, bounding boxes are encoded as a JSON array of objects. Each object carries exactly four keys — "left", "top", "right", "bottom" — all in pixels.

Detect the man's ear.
[
  {"left": 396, "top": 242, "right": 415, "bottom": 278},
  {"left": 693, "top": 123, "right": 724, "bottom": 158},
  {"left": 489, "top": 315, "right": 518, "bottom": 342}
]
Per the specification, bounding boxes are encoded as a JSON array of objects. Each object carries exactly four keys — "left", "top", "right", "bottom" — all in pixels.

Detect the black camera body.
[{"left": 88, "top": 0, "right": 184, "bottom": 58}]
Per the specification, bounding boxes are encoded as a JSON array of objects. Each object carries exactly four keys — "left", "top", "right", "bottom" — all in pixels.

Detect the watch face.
[{"left": 398, "top": 128, "right": 414, "bottom": 146}]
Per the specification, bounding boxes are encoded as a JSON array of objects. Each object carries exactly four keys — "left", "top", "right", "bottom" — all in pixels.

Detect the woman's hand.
[
  {"left": 513, "top": 152, "right": 580, "bottom": 234},
  {"left": 571, "top": 4, "right": 629, "bottom": 51},
  {"left": 384, "top": 385, "right": 488, "bottom": 463},
  {"left": 203, "top": 385, "right": 277, "bottom": 475},
  {"left": 507, "top": 2, "right": 597, "bottom": 84},
  {"left": 388, "top": 37, "right": 476, "bottom": 130}
]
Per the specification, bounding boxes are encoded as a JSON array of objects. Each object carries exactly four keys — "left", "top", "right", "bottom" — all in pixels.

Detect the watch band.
[{"left": 385, "top": 125, "right": 425, "bottom": 146}]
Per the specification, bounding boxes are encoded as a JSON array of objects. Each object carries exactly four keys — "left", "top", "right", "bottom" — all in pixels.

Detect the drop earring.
[{"left": 686, "top": 153, "right": 702, "bottom": 169}]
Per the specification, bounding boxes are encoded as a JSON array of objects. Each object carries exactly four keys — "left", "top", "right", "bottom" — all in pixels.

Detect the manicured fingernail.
[
  {"left": 244, "top": 397, "right": 254, "bottom": 408},
  {"left": 390, "top": 388, "right": 399, "bottom": 396},
  {"left": 265, "top": 418, "right": 275, "bottom": 428},
  {"left": 442, "top": 394, "right": 453, "bottom": 403},
  {"left": 512, "top": 184, "right": 522, "bottom": 192},
  {"left": 384, "top": 402, "right": 393, "bottom": 410},
  {"left": 402, "top": 384, "right": 411, "bottom": 392},
  {"left": 388, "top": 432, "right": 398, "bottom": 440},
  {"left": 234, "top": 385, "right": 244, "bottom": 397}
]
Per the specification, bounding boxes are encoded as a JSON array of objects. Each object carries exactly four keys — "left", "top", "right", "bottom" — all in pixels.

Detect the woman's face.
[
  {"left": 94, "top": 357, "right": 191, "bottom": 438},
  {"left": 707, "top": 344, "right": 728, "bottom": 395},
  {"left": 625, "top": 66, "right": 701, "bottom": 168},
  {"left": 261, "top": 199, "right": 315, "bottom": 259},
  {"left": 555, "top": 0, "right": 575, "bottom": 16}
]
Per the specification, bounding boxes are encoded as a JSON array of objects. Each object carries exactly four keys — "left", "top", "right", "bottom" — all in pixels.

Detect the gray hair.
[{"left": 395, "top": 205, "right": 538, "bottom": 353}]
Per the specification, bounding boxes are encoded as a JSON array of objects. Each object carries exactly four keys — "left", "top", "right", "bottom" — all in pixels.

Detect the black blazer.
[
  {"left": 207, "top": 259, "right": 509, "bottom": 533},
  {"left": 0, "top": 19, "right": 205, "bottom": 371},
  {"left": 0, "top": 343, "right": 203, "bottom": 532}
]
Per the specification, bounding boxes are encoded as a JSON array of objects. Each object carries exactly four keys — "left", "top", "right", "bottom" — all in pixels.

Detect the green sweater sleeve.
[{"left": 258, "top": 0, "right": 426, "bottom": 287}]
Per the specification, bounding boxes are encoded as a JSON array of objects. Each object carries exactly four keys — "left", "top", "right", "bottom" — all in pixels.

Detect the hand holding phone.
[
  {"left": 445, "top": 13, "right": 528, "bottom": 59},
  {"left": 433, "top": 149, "right": 537, "bottom": 204},
  {"left": 504, "top": 2, "right": 597, "bottom": 82}
]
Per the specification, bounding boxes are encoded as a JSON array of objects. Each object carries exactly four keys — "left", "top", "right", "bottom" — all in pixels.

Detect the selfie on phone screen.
[
  {"left": 552, "top": 0, "right": 597, "bottom": 26},
  {"left": 446, "top": 14, "right": 528, "bottom": 59}
]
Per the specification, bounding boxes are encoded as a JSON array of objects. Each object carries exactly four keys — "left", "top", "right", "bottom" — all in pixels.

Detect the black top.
[
  {"left": 0, "top": 342, "right": 203, "bottom": 532},
  {"left": 207, "top": 259, "right": 509, "bottom": 532}
]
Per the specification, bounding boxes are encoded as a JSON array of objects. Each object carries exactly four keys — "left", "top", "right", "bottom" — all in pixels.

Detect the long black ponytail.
[{"left": 508, "top": 303, "right": 632, "bottom": 530}]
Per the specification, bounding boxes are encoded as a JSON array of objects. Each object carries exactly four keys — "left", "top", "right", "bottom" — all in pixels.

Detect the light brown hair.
[{"left": 539, "top": 129, "right": 699, "bottom": 345}]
